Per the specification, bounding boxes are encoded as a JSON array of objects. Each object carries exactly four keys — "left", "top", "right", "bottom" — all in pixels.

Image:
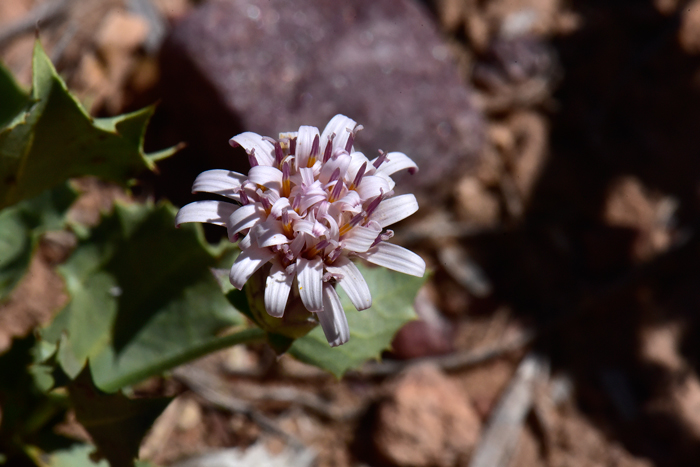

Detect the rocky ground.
[{"left": 4, "top": 0, "right": 700, "bottom": 466}]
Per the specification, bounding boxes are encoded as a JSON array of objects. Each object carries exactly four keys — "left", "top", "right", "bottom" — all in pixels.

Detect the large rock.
[
  {"left": 372, "top": 364, "right": 481, "bottom": 467},
  {"left": 159, "top": 0, "right": 484, "bottom": 200}
]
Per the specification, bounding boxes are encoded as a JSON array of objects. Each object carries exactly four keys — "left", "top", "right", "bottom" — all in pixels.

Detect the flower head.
[{"left": 176, "top": 115, "right": 425, "bottom": 346}]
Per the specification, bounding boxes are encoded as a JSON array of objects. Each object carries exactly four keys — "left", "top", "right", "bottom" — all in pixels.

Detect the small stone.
[
  {"left": 373, "top": 364, "right": 481, "bottom": 467},
  {"left": 679, "top": 0, "right": 700, "bottom": 54},
  {"left": 160, "top": 0, "right": 484, "bottom": 200}
]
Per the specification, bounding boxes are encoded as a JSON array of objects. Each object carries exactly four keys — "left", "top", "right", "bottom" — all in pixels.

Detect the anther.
[
  {"left": 373, "top": 149, "right": 389, "bottom": 169},
  {"left": 274, "top": 141, "right": 284, "bottom": 166},
  {"left": 350, "top": 162, "right": 367, "bottom": 190},
  {"left": 282, "top": 161, "right": 291, "bottom": 197},
  {"left": 323, "top": 133, "right": 336, "bottom": 163},
  {"left": 308, "top": 134, "right": 320, "bottom": 167},
  {"left": 247, "top": 148, "right": 259, "bottom": 167}
]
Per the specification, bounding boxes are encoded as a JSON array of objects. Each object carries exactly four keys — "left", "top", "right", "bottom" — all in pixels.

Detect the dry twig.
[{"left": 173, "top": 365, "right": 309, "bottom": 452}]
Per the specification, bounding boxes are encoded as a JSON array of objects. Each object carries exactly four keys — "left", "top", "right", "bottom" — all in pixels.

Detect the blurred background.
[{"left": 3, "top": 0, "right": 700, "bottom": 466}]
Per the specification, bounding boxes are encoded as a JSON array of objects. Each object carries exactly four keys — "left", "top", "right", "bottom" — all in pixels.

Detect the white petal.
[
  {"left": 345, "top": 152, "right": 371, "bottom": 183},
  {"left": 371, "top": 194, "right": 419, "bottom": 228},
  {"left": 318, "top": 283, "right": 350, "bottom": 347},
  {"left": 372, "top": 151, "right": 418, "bottom": 176},
  {"left": 326, "top": 257, "right": 372, "bottom": 310},
  {"left": 295, "top": 125, "right": 320, "bottom": 168},
  {"left": 356, "top": 175, "right": 391, "bottom": 201},
  {"left": 270, "top": 197, "right": 291, "bottom": 218},
  {"left": 253, "top": 220, "right": 291, "bottom": 247},
  {"left": 228, "top": 203, "right": 266, "bottom": 238},
  {"left": 175, "top": 201, "right": 238, "bottom": 227},
  {"left": 320, "top": 114, "right": 356, "bottom": 156},
  {"left": 358, "top": 242, "right": 426, "bottom": 277},
  {"left": 296, "top": 257, "right": 323, "bottom": 312},
  {"left": 341, "top": 225, "right": 381, "bottom": 253},
  {"left": 265, "top": 262, "right": 294, "bottom": 317},
  {"left": 229, "top": 132, "right": 275, "bottom": 166},
  {"left": 192, "top": 170, "right": 246, "bottom": 200},
  {"left": 238, "top": 233, "right": 254, "bottom": 249},
  {"left": 319, "top": 152, "right": 352, "bottom": 184},
  {"left": 248, "top": 166, "right": 283, "bottom": 192},
  {"left": 229, "top": 246, "right": 275, "bottom": 289}
]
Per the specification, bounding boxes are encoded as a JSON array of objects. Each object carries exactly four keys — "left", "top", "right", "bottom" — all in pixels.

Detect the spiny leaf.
[
  {"left": 289, "top": 264, "right": 426, "bottom": 377},
  {"left": 0, "top": 61, "right": 29, "bottom": 128},
  {"left": 41, "top": 202, "right": 244, "bottom": 392},
  {"left": 0, "top": 335, "right": 73, "bottom": 467},
  {"left": 67, "top": 366, "right": 171, "bottom": 467},
  {"left": 0, "top": 42, "right": 177, "bottom": 209},
  {"left": 0, "top": 182, "right": 76, "bottom": 302}
]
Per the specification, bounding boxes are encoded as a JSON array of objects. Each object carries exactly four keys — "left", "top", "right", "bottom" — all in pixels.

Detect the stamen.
[
  {"left": 289, "top": 137, "right": 297, "bottom": 155},
  {"left": 248, "top": 148, "right": 258, "bottom": 167},
  {"left": 371, "top": 229, "right": 394, "bottom": 248},
  {"left": 305, "top": 239, "right": 331, "bottom": 258},
  {"left": 344, "top": 132, "right": 354, "bottom": 153},
  {"left": 326, "top": 247, "right": 342, "bottom": 263},
  {"left": 282, "top": 209, "right": 294, "bottom": 238},
  {"left": 338, "top": 212, "right": 365, "bottom": 236},
  {"left": 260, "top": 196, "right": 272, "bottom": 213},
  {"left": 373, "top": 149, "right": 389, "bottom": 169},
  {"left": 240, "top": 190, "right": 249, "bottom": 205},
  {"left": 345, "top": 124, "right": 364, "bottom": 153},
  {"left": 350, "top": 162, "right": 367, "bottom": 190},
  {"left": 365, "top": 191, "right": 384, "bottom": 218},
  {"left": 329, "top": 179, "right": 344, "bottom": 203},
  {"left": 282, "top": 161, "right": 291, "bottom": 197},
  {"left": 274, "top": 141, "right": 284, "bottom": 166},
  {"left": 328, "top": 168, "right": 341, "bottom": 184},
  {"left": 323, "top": 133, "right": 336, "bottom": 162},
  {"left": 307, "top": 134, "right": 320, "bottom": 167}
]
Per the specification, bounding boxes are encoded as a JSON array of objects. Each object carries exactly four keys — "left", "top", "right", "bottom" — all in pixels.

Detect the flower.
[{"left": 176, "top": 115, "right": 425, "bottom": 346}]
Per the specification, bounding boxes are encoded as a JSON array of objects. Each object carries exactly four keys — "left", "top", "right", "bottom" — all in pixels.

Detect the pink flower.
[{"left": 176, "top": 115, "right": 425, "bottom": 346}]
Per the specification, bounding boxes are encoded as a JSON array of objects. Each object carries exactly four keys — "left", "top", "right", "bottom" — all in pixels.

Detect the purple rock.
[{"left": 160, "top": 0, "right": 484, "bottom": 199}]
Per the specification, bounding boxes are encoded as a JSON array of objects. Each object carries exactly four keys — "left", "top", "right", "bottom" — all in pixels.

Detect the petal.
[
  {"left": 229, "top": 132, "right": 276, "bottom": 166},
  {"left": 319, "top": 152, "right": 352, "bottom": 184},
  {"left": 270, "top": 197, "right": 292, "bottom": 219},
  {"left": 252, "top": 219, "right": 291, "bottom": 247},
  {"left": 248, "top": 166, "right": 283, "bottom": 192},
  {"left": 358, "top": 242, "right": 426, "bottom": 277},
  {"left": 372, "top": 151, "right": 418, "bottom": 176},
  {"left": 356, "top": 175, "right": 391, "bottom": 201},
  {"left": 326, "top": 257, "right": 372, "bottom": 310},
  {"left": 265, "top": 262, "right": 294, "bottom": 317},
  {"left": 228, "top": 203, "right": 266, "bottom": 239},
  {"left": 370, "top": 194, "right": 419, "bottom": 228},
  {"left": 341, "top": 225, "right": 381, "bottom": 253},
  {"left": 320, "top": 114, "right": 357, "bottom": 156},
  {"left": 229, "top": 246, "right": 276, "bottom": 289},
  {"left": 192, "top": 170, "right": 246, "bottom": 200},
  {"left": 238, "top": 232, "right": 254, "bottom": 249},
  {"left": 296, "top": 257, "right": 324, "bottom": 312},
  {"left": 295, "top": 125, "right": 320, "bottom": 168},
  {"left": 175, "top": 200, "right": 238, "bottom": 227},
  {"left": 318, "top": 283, "right": 350, "bottom": 347}
]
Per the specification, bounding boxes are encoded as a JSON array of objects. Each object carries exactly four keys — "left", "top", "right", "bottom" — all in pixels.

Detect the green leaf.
[
  {"left": 0, "top": 61, "right": 29, "bottom": 128},
  {"left": 46, "top": 444, "right": 108, "bottom": 467},
  {"left": 289, "top": 264, "right": 426, "bottom": 378},
  {"left": 41, "top": 202, "right": 247, "bottom": 392},
  {"left": 0, "top": 183, "right": 76, "bottom": 301},
  {"left": 67, "top": 367, "right": 171, "bottom": 467},
  {"left": 0, "top": 335, "right": 73, "bottom": 467},
  {"left": 0, "top": 42, "right": 177, "bottom": 209}
]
